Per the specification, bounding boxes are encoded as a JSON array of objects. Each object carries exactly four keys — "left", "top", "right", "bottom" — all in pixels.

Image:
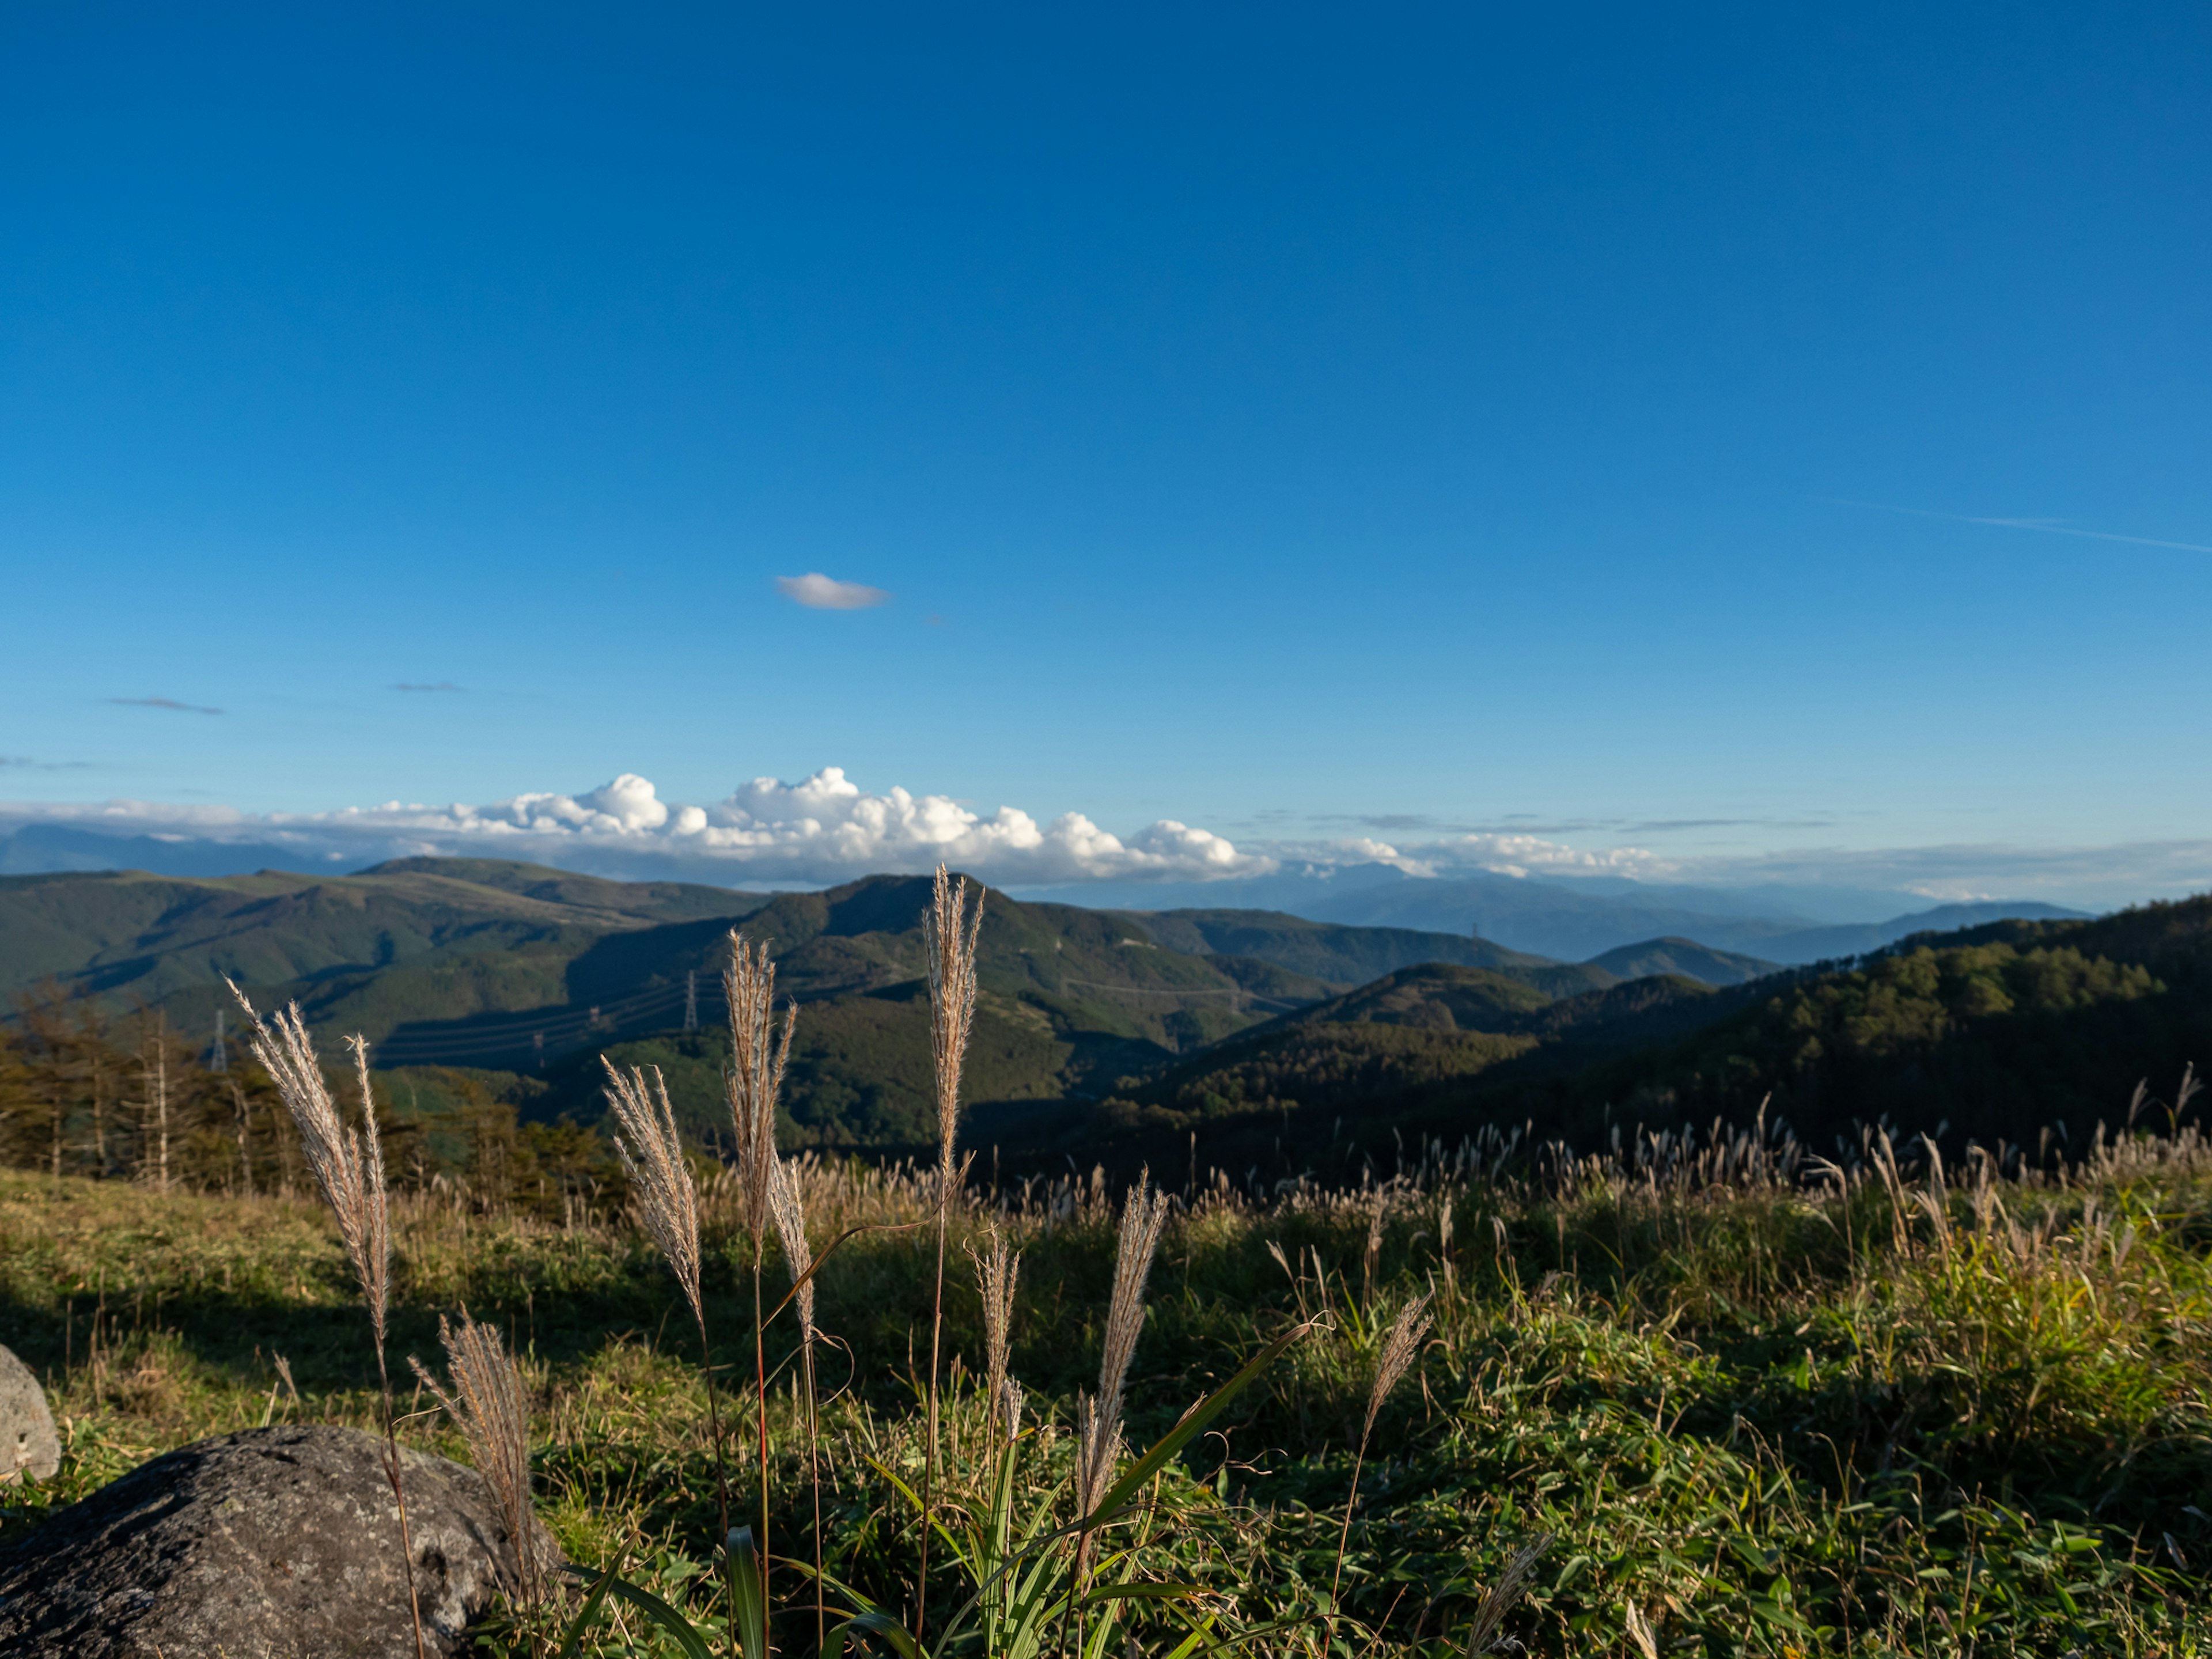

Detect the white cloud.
[
  {"left": 776, "top": 573, "right": 890, "bottom": 609},
  {"left": 1662, "top": 840, "right": 2212, "bottom": 912},
  {"left": 1252, "top": 830, "right": 1671, "bottom": 882},
  {"left": 1427, "top": 832, "right": 1668, "bottom": 881},
  {"left": 4, "top": 772, "right": 2207, "bottom": 911},
  {"left": 0, "top": 768, "right": 1268, "bottom": 887}
]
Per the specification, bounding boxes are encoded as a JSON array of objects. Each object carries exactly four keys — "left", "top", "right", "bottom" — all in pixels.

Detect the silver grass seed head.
[
  {"left": 768, "top": 1154, "right": 817, "bottom": 1338},
  {"left": 1363, "top": 1290, "right": 1434, "bottom": 1441},
  {"left": 1099, "top": 1177, "right": 1168, "bottom": 1408},
  {"left": 1078, "top": 1176, "right": 1169, "bottom": 1516},
  {"left": 229, "top": 982, "right": 390, "bottom": 1345},
  {"left": 923, "top": 865, "right": 983, "bottom": 1187},
  {"left": 601, "top": 1059, "right": 703, "bottom": 1326},
  {"left": 1463, "top": 1533, "right": 1552, "bottom": 1656},
  {"left": 725, "top": 933, "right": 794, "bottom": 1248},
  {"left": 968, "top": 1229, "right": 1021, "bottom": 1440},
  {"left": 409, "top": 1313, "right": 541, "bottom": 1600},
  {"left": 1073, "top": 1389, "right": 1115, "bottom": 1522}
]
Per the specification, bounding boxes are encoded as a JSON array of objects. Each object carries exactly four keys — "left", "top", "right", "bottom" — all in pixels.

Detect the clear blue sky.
[{"left": 3, "top": 3, "right": 2208, "bottom": 896}]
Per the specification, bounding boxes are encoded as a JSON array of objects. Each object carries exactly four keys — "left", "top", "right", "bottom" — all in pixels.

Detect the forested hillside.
[
  {"left": 9, "top": 858, "right": 2204, "bottom": 1183},
  {"left": 1091, "top": 897, "right": 2212, "bottom": 1176},
  {"left": 0, "top": 857, "right": 1662, "bottom": 1147}
]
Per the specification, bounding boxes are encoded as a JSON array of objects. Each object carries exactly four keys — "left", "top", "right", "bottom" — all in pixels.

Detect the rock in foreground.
[
  {"left": 0, "top": 1424, "right": 549, "bottom": 1657},
  {"left": 0, "top": 1348, "right": 59, "bottom": 1484}
]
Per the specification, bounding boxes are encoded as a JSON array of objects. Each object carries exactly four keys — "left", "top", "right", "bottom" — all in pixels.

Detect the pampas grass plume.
[
  {"left": 600, "top": 1060, "right": 703, "bottom": 1327},
  {"left": 410, "top": 1314, "right": 542, "bottom": 1610}
]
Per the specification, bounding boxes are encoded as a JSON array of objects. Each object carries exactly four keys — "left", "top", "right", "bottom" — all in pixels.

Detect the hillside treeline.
[
  {"left": 1486, "top": 926, "right": 2210, "bottom": 1156},
  {"left": 0, "top": 986, "right": 617, "bottom": 1213},
  {"left": 1067, "top": 901, "right": 2212, "bottom": 1181}
]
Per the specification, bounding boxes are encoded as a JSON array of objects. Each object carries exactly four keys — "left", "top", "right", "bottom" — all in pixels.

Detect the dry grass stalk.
[
  {"left": 600, "top": 1060, "right": 703, "bottom": 1327},
  {"left": 769, "top": 1156, "right": 817, "bottom": 1340},
  {"left": 725, "top": 929, "right": 797, "bottom": 1625},
  {"left": 602, "top": 1054, "right": 735, "bottom": 1593},
  {"left": 1624, "top": 1600, "right": 1659, "bottom": 1659},
  {"left": 1463, "top": 1534, "right": 1552, "bottom": 1655},
  {"left": 1076, "top": 1178, "right": 1169, "bottom": 1521},
  {"left": 229, "top": 985, "right": 391, "bottom": 1342},
  {"left": 1362, "top": 1199, "right": 1387, "bottom": 1298},
  {"left": 725, "top": 932, "right": 794, "bottom": 1250},
  {"left": 1064, "top": 1178, "right": 1169, "bottom": 1659},
  {"left": 770, "top": 1153, "right": 830, "bottom": 1650},
  {"left": 969, "top": 1228, "right": 1023, "bottom": 1445},
  {"left": 409, "top": 1314, "right": 541, "bottom": 1618},
  {"left": 925, "top": 865, "right": 984, "bottom": 1189},
  {"left": 1334, "top": 1290, "right": 1435, "bottom": 1605},
  {"left": 917, "top": 865, "right": 983, "bottom": 1636},
  {"left": 1363, "top": 1291, "right": 1433, "bottom": 1441},
  {"left": 226, "top": 983, "right": 425, "bottom": 1659}
]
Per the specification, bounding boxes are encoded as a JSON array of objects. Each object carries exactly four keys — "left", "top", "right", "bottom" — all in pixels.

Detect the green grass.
[{"left": 2, "top": 1122, "right": 2209, "bottom": 1657}]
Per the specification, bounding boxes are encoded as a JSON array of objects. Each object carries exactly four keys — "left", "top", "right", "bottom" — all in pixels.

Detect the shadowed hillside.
[{"left": 1073, "top": 897, "right": 2212, "bottom": 1183}]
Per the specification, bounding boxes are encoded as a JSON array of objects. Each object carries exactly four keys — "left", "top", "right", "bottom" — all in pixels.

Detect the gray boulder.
[
  {"left": 0, "top": 1349, "right": 58, "bottom": 1484},
  {"left": 0, "top": 1423, "right": 555, "bottom": 1657}
]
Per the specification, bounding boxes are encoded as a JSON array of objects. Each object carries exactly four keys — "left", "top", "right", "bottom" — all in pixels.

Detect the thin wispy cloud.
[
  {"left": 1313, "top": 812, "right": 1828, "bottom": 836},
  {"left": 391, "top": 681, "right": 464, "bottom": 692},
  {"left": 1825, "top": 498, "right": 2212, "bottom": 555},
  {"left": 0, "top": 757, "right": 96, "bottom": 771},
  {"left": 777, "top": 573, "right": 891, "bottom": 609},
  {"left": 109, "top": 696, "right": 223, "bottom": 715}
]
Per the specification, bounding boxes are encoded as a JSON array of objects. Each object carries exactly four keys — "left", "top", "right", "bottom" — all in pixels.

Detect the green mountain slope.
[
  {"left": 1494, "top": 899, "right": 2212, "bottom": 1151},
  {"left": 1089, "top": 965, "right": 1730, "bottom": 1138},
  {"left": 473, "top": 876, "right": 1349, "bottom": 1144},
  {"left": 0, "top": 858, "right": 1356, "bottom": 1147},
  {"left": 1584, "top": 935, "right": 1777, "bottom": 987},
  {"left": 1296, "top": 963, "right": 1558, "bottom": 1031},
  {"left": 1113, "top": 896, "right": 2212, "bottom": 1172},
  {"left": 0, "top": 861, "right": 774, "bottom": 1045},
  {"left": 1113, "top": 908, "right": 1599, "bottom": 990},
  {"left": 35, "top": 854, "right": 2181, "bottom": 1169}
]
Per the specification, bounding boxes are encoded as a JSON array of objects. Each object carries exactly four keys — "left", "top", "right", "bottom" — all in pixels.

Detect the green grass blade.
[
  {"left": 1082, "top": 1321, "right": 1314, "bottom": 1527},
  {"left": 1160, "top": 1611, "right": 1221, "bottom": 1659},
  {"left": 553, "top": 1560, "right": 620, "bottom": 1659},
  {"left": 1081, "top": 1582, "right": 1206, "bottom": 1604},
  {"left": 864, "top": 1453, "right": 977, "bottom": 1572},
  {"left": 825, "top": 1608, "right": 929, "bottom": 1659},
  {"left": 560, "top": 1564, "right": 718, "bottom": 1659},
  {"left": 726, "top": 1527, "right": 771, "bottom": 1659}
]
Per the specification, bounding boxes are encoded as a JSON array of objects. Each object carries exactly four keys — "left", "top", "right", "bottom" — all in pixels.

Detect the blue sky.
[{"left": 2, "top": 3, "right": 2209, "bottom": 904}]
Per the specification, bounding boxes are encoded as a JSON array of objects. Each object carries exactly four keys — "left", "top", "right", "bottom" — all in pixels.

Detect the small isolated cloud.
[
  {"left": 109, "top": 696, "right": 222, "bottom": 715},
  {"left": 777, "top": 573, "right": 891, "bottom": 610},
  {"left": 0, "top": 757, "right": 96, "bottom": 771},
  {"left": 392, "top": 681, "right": 464, "bottom": 693}
]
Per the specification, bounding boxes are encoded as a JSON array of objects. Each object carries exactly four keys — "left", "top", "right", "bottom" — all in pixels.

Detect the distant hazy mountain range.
[
  {"left": 0, "top": 822, "right": 2085, "bottom": 964},
  {"left": 1037, "top": 862, "right": 2084, "bottom": 963}
]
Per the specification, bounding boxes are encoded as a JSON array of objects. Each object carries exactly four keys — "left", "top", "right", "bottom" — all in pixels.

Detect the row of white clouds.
[
  {"left": 0, "top": 770, "right": 1255, "bottom": 885},
  {"left": 5, "top": 768, "right": 2209, "bottom": 906},
  {"left": 0, "top": 768, "right": 1671, "bottom": 888}
]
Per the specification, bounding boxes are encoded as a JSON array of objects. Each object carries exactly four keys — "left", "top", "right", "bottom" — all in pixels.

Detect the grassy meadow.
[{"left": 3, "top": 1118, "right": 2209, "bottom": 1657}]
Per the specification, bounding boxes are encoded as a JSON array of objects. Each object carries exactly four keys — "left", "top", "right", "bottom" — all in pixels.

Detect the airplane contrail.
[{"left": 1820, "top": 498, "right": 2212, "bottom": 555}]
